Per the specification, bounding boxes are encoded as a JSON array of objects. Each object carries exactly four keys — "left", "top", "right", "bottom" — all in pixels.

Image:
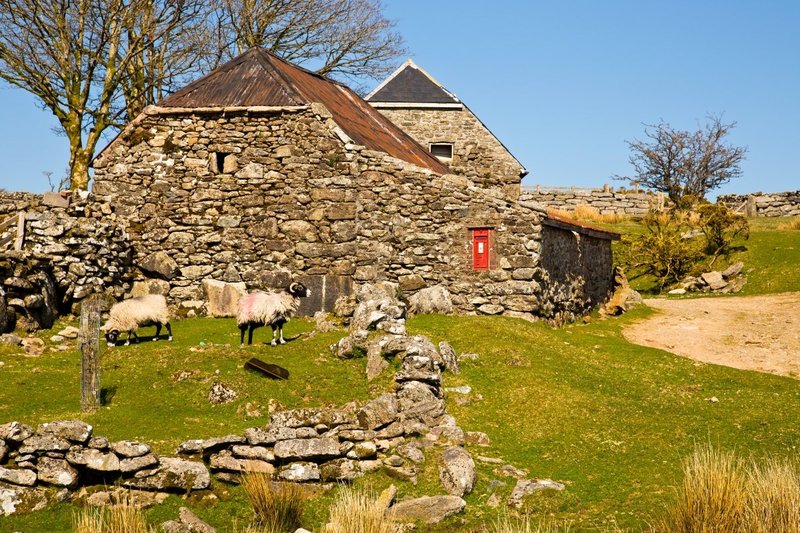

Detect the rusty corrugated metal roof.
[{"left": 157, "top": 48, "right": 450, "bottom": 174}]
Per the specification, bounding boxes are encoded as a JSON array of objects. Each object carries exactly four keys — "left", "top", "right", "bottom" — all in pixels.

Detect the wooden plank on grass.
[{"left": 244, "top": 358, "right": 290, "bottom": 380}]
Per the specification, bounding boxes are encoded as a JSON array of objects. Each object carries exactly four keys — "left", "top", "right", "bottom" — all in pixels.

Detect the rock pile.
[
  {"left": 669, "top": 262, "right": 746, "bottom": 295},
  {"left": 0, "top": 255, "right": 58, "bottom": 332},
  {"left": 0, "top": 420, "right": 209, "bottom": 516},
  {"left": 601, "top": 267, "right": 642, "bottom": 316}
]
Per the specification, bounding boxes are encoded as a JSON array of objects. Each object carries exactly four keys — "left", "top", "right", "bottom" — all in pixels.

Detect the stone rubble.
[{"left": 671, "top": 262, "right": 747, "bottom": 295}]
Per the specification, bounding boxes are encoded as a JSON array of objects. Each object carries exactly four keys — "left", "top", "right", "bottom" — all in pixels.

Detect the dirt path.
[{"left": 622, "top": 293, "right": 800, "bottom": 378}]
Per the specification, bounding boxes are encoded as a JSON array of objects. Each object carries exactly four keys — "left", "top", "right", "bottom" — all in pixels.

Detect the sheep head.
[{"left": 288, "top": 282, "right": 311, "bottom": 298}]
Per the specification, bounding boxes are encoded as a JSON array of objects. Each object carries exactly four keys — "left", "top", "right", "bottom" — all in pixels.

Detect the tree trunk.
[{"left": 69, "top": 145, "right": 91, "bottom": 191}]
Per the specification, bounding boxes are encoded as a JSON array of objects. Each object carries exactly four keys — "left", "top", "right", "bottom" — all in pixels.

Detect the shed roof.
[
  {"left": 544, "top": 210, "right": 621, "bottom": 241},
  {"left": 98, "top": 48, "right": 449, "bottom": 174}
]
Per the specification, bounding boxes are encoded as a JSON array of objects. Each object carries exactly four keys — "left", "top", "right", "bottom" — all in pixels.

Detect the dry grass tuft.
[
  {"left": 324, "top": 486, "right": 397, "bottom": 533},
  {"left": 549, "top": 205, "right": 627, "bottom": 225},
  {"left": 489, "top": 515, "right": 576, "bottom": 533},
  {"left": 73, "top": 496, "right": 154, "bottom": 533},
  {"left": 744, "top": 457, "right": 800, "bottom": 533},
  {"left": 241, "top": 471, "right": 305, "bottom": 532},
  {"left": 778, "top": 218, "right": 800, "bottom": 230},
  {"left": 651, "top": 444, "right": 800, "bottom": 532}
]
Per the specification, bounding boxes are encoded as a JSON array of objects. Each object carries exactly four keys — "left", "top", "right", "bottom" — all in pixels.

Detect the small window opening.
[
  {"left": 430, "top": 143, "right": 453, "bottom": 160},
  {"left": 211, "top": 152, "right": 237, "bottom": 174}
]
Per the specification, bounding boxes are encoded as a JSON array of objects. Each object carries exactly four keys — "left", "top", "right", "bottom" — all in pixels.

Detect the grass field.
[
  {"left": 602, "top": 215, "right": 800, "bottom": 295},
  {"left": 2, "top": 216, "right": 799, "bottom": 532}
]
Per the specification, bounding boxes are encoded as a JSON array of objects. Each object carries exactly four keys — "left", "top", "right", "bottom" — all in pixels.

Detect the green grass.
[
  {"left": 605, "top": 215, "right": 800, "bottom": 296},
  {"left": 0, "top": 317, "right": 372, "bottom": 454},
  {"left": 4, "top": 309, "right": 800, "bottom": 531},
  {"left": 409, "top": 311, "right": 800, "bottom": 531}
]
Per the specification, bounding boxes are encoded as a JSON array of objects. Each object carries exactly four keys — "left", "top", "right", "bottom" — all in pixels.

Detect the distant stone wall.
[
  {"left": 717, "top": 191, "right": 800, "bottom": 217},
  {"left": 520, "top": 187, "right": 666, "bottom": 216},
  {"left": 0, "top": 192, "right": 40, "bottom": 218},
  {"left": 374, "top": 106, "right": 524, "bottom": 198}
]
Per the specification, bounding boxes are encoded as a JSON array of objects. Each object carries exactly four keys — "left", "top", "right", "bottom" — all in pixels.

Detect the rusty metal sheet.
[{"left": 158, "top": 48, "right": 450, "bottom": 175}]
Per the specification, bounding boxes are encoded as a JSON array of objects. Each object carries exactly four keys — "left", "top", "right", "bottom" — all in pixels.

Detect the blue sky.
[{"left": 1, "top": 1, "right": 798, "bottom": 196}]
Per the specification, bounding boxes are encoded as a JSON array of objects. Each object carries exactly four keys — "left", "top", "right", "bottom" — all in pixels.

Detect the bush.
[
  {"left": 241, "top": 471, "right": 305, "bottom": 532},
  {"left": 620, "top": 204, "right": 749, "bottom": 291},
  {"left": 651, "top": 444, "right": 800, "bottom": 533},
  {"left": 619, "top": 211, "right": 703, "bottom": 290},
  {"left": 695, "top": 203, "right": 749, "bottom": 262}
]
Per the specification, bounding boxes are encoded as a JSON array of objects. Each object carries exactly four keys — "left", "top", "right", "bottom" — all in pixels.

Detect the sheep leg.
[
  {"left": 165, "top": 322, "right": 173, "bottom": 341},
  {"left": 125, "top": 330, "right": 139, "bottom": 346},
  {"left": 154, "top": 323, "right": 162, "bottom": 341},
  {"left": 278, "top": 323, "right": 286, "bottom": 344},
  {"left": 270, "top": 324, "right": 278, "bottom": 346},
  {"left": 239, "top": 325, "right": 246, "bottom": 347},
  {"left": 248, "top": 325, "right": 256, "bottom": 346}
]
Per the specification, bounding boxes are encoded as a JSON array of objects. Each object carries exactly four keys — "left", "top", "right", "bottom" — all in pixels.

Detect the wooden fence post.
[
  {"left": 14, "top": 212, "right": 25, "bottom": 251},
  {"left": 80, "top": 296, "right": 101, "bottom": 413}
]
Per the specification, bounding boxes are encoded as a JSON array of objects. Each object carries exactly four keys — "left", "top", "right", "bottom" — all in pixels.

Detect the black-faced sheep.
[
  {"left": 101, "top": 294, "right": 173, "bottom": 347},
  {"left": 237, "top": 282, "right": 311, "bottom": 346}
]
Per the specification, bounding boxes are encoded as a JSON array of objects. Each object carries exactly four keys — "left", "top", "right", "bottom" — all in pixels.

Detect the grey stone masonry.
[
  {"left": 718, "top": 191, "right": 800, "bottom": 217},
  {"left": 91, "top": 104, "right": 612, "bottom": 320},
  {"left": 375, "top": 106, "right": 525, "bottom": 199},
  {"left": 520, "top": 187, "right": 667, "bottom": 216}
]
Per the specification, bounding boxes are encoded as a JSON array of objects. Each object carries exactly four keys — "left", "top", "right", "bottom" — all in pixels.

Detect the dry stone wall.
[
  {"left": 92, "top": 105, "right": 607, "bottom": 320},
  {"left": 520, "top": 188, "right": 666, "bottom": 216},
  {"left": 0, "top": 192, "right": 131, "bottom": 332},
  {"left": 717, "top": 191, "right": 800, "bottom": 217},
  {"left": 374, "top": 107, "right": 524, "bottom": 198}
]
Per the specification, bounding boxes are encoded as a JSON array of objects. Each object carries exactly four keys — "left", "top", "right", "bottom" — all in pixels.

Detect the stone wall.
[
  {"left": 92, "top": 105, "right": 613, "bottom": 321},
  {"left": 0, "top": 192, "right": 40, "bottom": 218},
  {"left": 0, "top": 192, "right": 132, "bottom": 332},
  {"left": 520, "top": 187, "right": 666, "bottom": 216},
  {"left": 717, "top": 191, "right": 800, "bottom": 217},
  {"left": 373, "top": 107, "right": 524, "bottom": 198}
]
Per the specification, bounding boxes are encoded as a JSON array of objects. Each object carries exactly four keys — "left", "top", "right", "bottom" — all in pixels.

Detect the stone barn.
[{"left": 91, "top": 48, "right": 618, "bottom": 321}]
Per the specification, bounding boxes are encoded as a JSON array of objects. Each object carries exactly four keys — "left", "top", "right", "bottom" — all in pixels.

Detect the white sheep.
[
  {"left": 100, "top": 294, "right": 173, "bottom": 347},
  {"left": 237, "top": 282, "right": 311, "bottom": 346}
]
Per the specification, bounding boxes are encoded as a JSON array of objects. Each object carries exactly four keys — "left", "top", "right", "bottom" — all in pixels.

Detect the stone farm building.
[
  {"left": 366, "top": 59, "right": 527, "bottom": 199},
  {"left": 86, "top": 48, "right": 618, "bottom": 321}
]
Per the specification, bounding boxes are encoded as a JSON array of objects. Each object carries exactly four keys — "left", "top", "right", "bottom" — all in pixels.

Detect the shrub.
[
  {"left": 324, "top": 486, "right": 396, "bottom": 533},
  {"left": 651, "top": 444, "right": 800, "bottom": 533},
  {"left": 619, "top": 210, "right": 703, "bottom": 290},
  {"left": 695, "top": 203, "right": 749, "bottom": 263},
  {"left": 241, "top": 471, "right": 305, "bottom": 532}
]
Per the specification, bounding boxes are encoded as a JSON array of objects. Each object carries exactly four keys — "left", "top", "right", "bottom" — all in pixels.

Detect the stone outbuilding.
[
  {"left": 90, "top": 47, "right": 618, "bottom": 321},
  {"left": 366, "top": 59, "right": 527, "bottom": 199}
]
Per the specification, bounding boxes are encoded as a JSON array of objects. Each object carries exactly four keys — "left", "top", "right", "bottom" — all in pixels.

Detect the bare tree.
[
  {"left": 0, "top": 0, "right": 204, "bottom": 190},
  {"left": 621, "top": 115, "right": 747, "bottom": 207},
  {"left": 207, "top": 0, "right": 405, "bottom": 87}
]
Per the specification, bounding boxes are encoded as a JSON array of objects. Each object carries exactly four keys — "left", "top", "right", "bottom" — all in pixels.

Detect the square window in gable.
[{"left": 430, "top": 143, "right": 453, "bottom": 161}]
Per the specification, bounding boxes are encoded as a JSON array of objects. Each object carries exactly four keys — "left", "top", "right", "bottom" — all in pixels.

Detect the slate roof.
[
  {"left": 97, "top": 48, "right": 449, "bottom": 174},
  {"left": 365, "top": 60, "right": 459, "bottom": 104}
]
